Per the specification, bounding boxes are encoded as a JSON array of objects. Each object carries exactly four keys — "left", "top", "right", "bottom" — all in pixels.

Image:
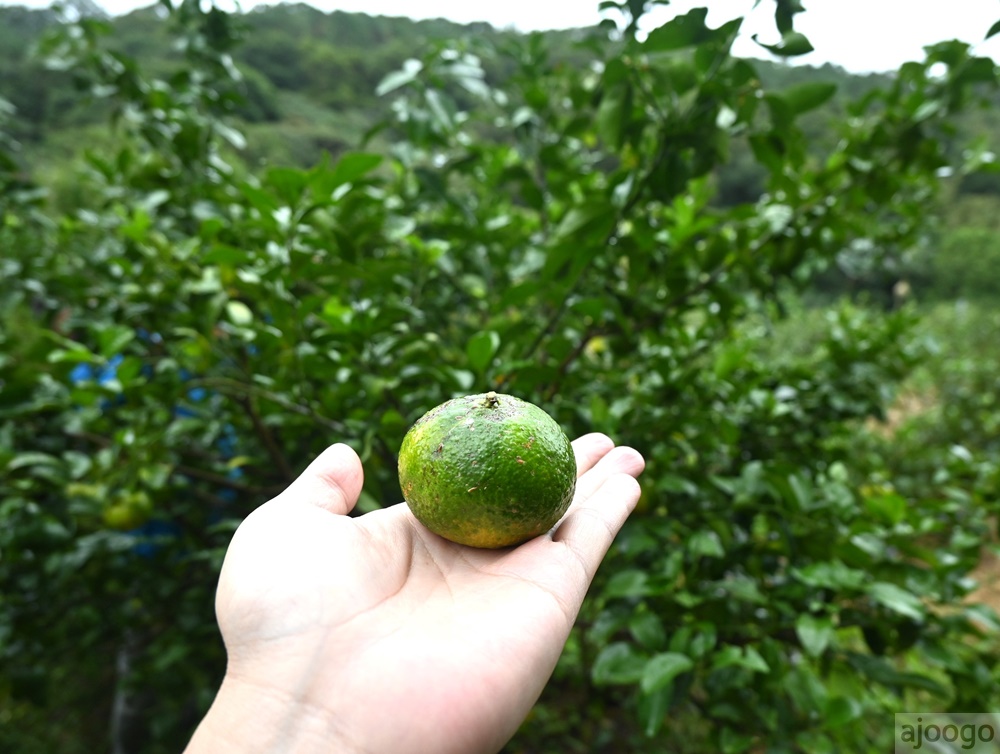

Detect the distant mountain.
[{"left": 0, "top": 2, "right": 989, "bottom": 188}]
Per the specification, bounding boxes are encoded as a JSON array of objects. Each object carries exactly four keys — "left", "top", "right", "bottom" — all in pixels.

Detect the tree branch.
[
  {"left": 174, "top": 463, "right": 285, "bottom": 497},
  {"left": 542, "top": 326, "right": 606, "bottom": 402},
  {"left": 519, "top": 128, "right": 672, "bottom": 365},
  {"left": 237, "top": 395, "right": 295, "bottom": 482},
  {"left": 187, "top": 376, "right": 347, "bottom": 433}
]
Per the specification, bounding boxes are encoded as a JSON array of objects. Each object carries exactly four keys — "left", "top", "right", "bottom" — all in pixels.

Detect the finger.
[
  {"left": 272, "top": 442, "right": 364, "bottom": 515},
  {"left": 572, "top": 433, "right": 616, "bottom": 478},
  {"left": 571, "top": 445, "right": 645, "bottom": 506},
  {"left": 553, "top": 472, "right": 642, "bottom": 582}
]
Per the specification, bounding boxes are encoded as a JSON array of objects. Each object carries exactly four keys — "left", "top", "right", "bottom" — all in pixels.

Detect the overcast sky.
[{"left": 4, "top": 0, "right": 1000, "bottom": 73}]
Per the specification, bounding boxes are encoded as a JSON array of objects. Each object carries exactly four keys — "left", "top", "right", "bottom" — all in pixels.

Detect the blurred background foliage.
[{"left": 1, "top": 1, "right": 1000, "bottom": 752}]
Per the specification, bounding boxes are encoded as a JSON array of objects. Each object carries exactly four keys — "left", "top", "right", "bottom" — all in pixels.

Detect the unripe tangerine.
[{"left": 398, "top": 392, "right": 577, "bottom": 548}]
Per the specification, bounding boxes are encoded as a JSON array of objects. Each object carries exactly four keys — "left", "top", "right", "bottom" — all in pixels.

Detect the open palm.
[{"left": 186, "top": 433, "right": 644, "bottom": 754}]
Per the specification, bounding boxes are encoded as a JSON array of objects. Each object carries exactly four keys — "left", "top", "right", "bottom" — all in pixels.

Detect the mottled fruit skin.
[{"left": 398, "top": 392, "right": 577, "bottom": 548}]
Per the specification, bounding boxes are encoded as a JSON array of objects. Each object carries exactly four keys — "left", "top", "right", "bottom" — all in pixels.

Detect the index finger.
[
  {"left": 553, "top": 444, "right": 645, "bottom": 581},
  {"left": 572, "top": 433, "right": 617, "bottom": 478}
]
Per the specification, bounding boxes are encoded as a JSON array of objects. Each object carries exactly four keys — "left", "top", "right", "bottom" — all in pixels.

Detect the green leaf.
[
  {"left": 643, "top": 8, "right": 713, "bottom": 51},
  {"left": 114, "top": 356, "right": 143, "bottom": 387},
  {"left": 864, "top": 491, "right": 906, "bottom": 525},
  {"left": 720, "top": 726, "right": 755, "bottom": 754},
  {"left": 425, "top": 89, "right": 454, "bottom": 131},
  {"left": 787, "top": 472, "right": 813, "bottom": 510},
  {"left": 321, "top": 297, "right": 353, "bottom": 326},
  {"left": 658, "top": 474, "right": 699, "bottom": 496},
  {"left": 847, "top": 654, "right": 948, "bottom": 695},
  {"left": 7, "top": 452, "right": 62, "bottom": 471},
  {"left": 687, "top": 529, "right": 724, "bottom": 558},
  {"left": 543, "top": 204, "right": 616, "bottom": 284},
  {"left": 216, "top": 122, "right": 246, "bottom": 151},
  {"left": 774, "top": 0, "right": 805, "bottom": 34},
  {"left": 591, "top": 642, "right": 647, "bottom": 685},
  {"left": 911, "top": 100, "right": 944, "bottom": 126},
  {"left": 723, "top": 574, "right": 765, "bottom": 604},
  {"left": 986, "top": 19, "right": 1000, "bottom": 40},
  {"left": 120, "top": 208, "right": 151, "bottom": 242},
  {"left": 740, "top": 646, "right": 770, "bottom": 673},
  {"left": 868, "top": 582, "right": 925, "bottom": 621},
  {"left": 603, "top": 569, "right": 650, "bottom": 599},
  {"left": 754, "top": 31, "right": 814, "bottom": 57},
  {"left": 748, "top": 132, "right": 786, "bottom": 174},
  {"left": 589, "top": 394, "right": 610, "bottom": 428},
  {"left": 48, "top": 347, "right": 97, "bottom": 366},
  {"left": 63, "top": 451, "right": 93, "bottom": 479},
  {"left": 386, "top": 214, "right": 417, "bottom": 240},
  {"left": 640, "top": 684, "right": 671, "bottom": 737},
  {"left": 713, "top": 342, "right": 748, "bottom": 379},
  {"left": 97, "top": 325, "right": 134, "bottom": 358},
  {"left": 629, "top": 612, "right": 666, "bottom": 650},
  {"left": 226, "top": 301, "right": 253, "bottom": 326},
  {"left": 265, "top": 166, "right": 308, "bottom": 204},
  {"left": 203, "top": 245, "right": 251, "bottom": 265},
  {"left": 597, "top": 61, "right": 631, "bottom": 148},
  {"left": 325, "top": 153, "right": 384, "bottom": 192},
  {"left": 376, "top": 59, "right": 423, "bottom": 96},
  {"left": 792, "top": 560, "right": 867, "bottom": 590},
  {"left": 782, "top": 82, "right": 837, "bottom": 115},
  {"left": 466, "top": 330, "right": 500, "bottom": 373},
  {"left": 824, "top": 696, "right": 860, "bottom": 726},
  {"left": 794, "top": 731, "right": 834, "bottom": 754},
  {"left": 795, "top": 614, "right": 834, "bottom": 657},
  {"left": 711, "top": 645, "right": 770, "bottom": 673},
  {"left": 139, "top": 463, "right": 173, "bottom": 490},
  {"left": 963, "top": 603, "right": 1000, "bottom": 632},
  {"left": 641, "top": 652, "right": 694, "bottom": 693},
  {"left": 689, "top": 624, "right": 718, "bottom": 658},
  {"left": 551, "top": 202, "right": 615, "bottom": 244},
  {"left": 240, "top": 183, "right": 280, "bottom": 214}
]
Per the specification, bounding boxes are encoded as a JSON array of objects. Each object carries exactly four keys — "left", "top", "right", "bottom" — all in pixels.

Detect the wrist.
[{"left": 185, "top": 674, "right": 361, "bottom": 754}]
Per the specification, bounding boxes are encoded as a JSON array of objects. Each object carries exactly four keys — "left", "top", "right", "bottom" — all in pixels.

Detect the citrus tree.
[{"left": 1, "top": 1, "right": 998, "bottom": 752}]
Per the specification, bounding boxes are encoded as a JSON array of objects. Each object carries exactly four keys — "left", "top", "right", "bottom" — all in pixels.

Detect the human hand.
[{"left": 185, "top": 433, "right": 644, "bottom": 754}]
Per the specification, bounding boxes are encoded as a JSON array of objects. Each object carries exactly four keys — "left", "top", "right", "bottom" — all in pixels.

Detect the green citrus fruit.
[
  {"left": 398, "top": 391, "right": 577, "bottom": 548},
  {"left": 102, "top": 491, "right": 153, "bottom": 531}
]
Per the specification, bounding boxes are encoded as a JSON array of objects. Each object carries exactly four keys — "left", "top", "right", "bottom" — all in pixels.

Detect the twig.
[
  {"left": 543, "top": 327, "right": 606, "bottom": 402},
  {"left": 188, "top": 486, "right": 238, "bottom": 508},
  {"left": 174, "top": 463, "right": 284, "bottom": 497},
  {"left": 187, "top": 377, "right": 347, "bottom": 433},
  {"left": 520, "top": 129, "right": 672, "bottom": 364},
  {"left": 518, "top": 41, "right": 747, "bottom": 369},
  {"left": 67, "top": 430, "right": 112, "bottom": 447},
  {"left": 238, "top": 395, "right": 295, "bottom": 482}
]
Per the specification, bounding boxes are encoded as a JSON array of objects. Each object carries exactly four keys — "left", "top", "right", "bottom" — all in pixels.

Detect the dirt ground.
[
  {"left": 968, "top": 540, "right": 1000, "bottom": 617},
  {"left": 864, "top": 388, "right": 939, "bottom": 438}
]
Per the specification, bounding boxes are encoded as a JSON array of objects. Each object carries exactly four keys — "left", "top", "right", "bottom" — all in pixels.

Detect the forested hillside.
[
  {"left": 4, "top": 1, "right": 1000, "bottom": 266},
  {"left": 0, "top": 3, "right": 924, "bottom": 172},
  {"left": 2, "top": 3, "right": 515, "bottom": 165}
]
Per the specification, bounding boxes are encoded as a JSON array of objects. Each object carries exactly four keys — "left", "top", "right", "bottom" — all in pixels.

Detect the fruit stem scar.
[{"left": 484, "top": 391, "right": 499, "bottom": 408}]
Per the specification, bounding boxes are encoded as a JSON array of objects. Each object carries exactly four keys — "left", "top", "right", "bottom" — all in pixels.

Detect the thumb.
[{"left": 272, "top": 443, "right": 365, "bottom": 515}]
